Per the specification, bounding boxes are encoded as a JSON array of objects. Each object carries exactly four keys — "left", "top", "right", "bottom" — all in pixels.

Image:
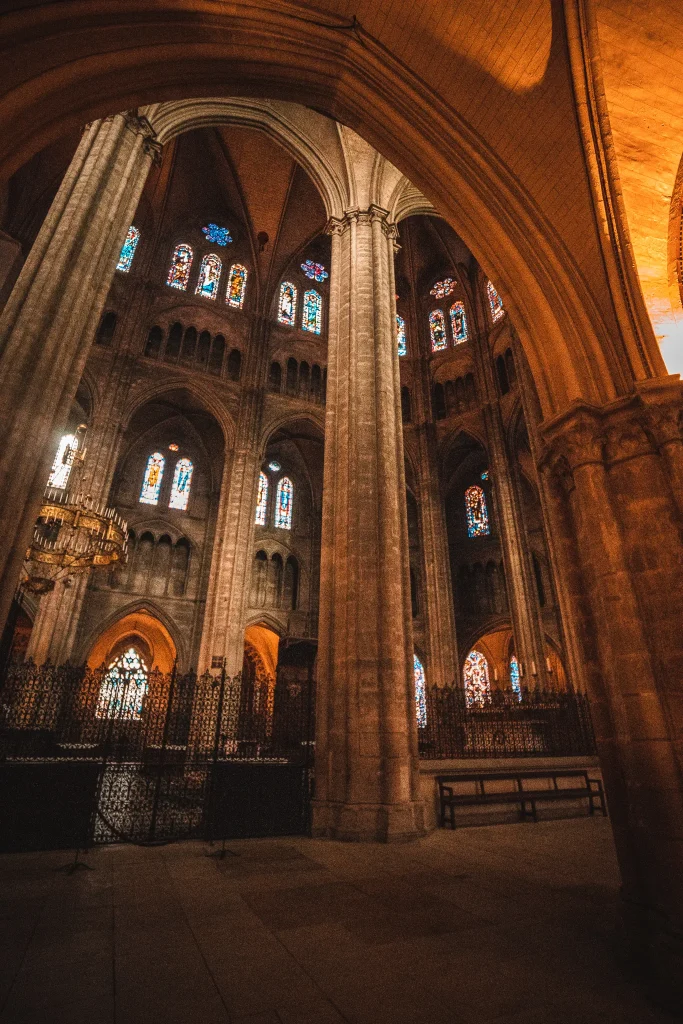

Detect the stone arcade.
[{"left": 0, "top": 1, "right": 682, "bottom": 1017}]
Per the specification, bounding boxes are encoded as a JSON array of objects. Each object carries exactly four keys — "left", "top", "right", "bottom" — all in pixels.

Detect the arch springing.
[
  {"left": 397, "top": 314, "right": 407, "bottom": 357},
  {"left": 487, "top": 280, "right": 505, "bottom": 323},
  {"left": 302, "top": 289, "right": 322, "bottom": 334},
  {"left": 465, "top": 485, "right": 490, "bottom": 537},
  {"left": 47, "top": 434, "right": 79, "bottom": 489},
  {"left": 278, "top": 282, "right": 297, "bottom": 327},
  {"left": 450, "top": 300, "right": 468, "bottom": 343},
  {"left": 275, "top": 477, "right": 293, "bottom": 530},
  {"left": 255, "top": 471, "right": 268, "bottom": 526},
  {"left": 169, "top": 458, "right": 193, "bottom": 511},
  {"left": 464, "top": 650, "right": 491, "bottom": 707},
  {"left": 227, "top": 264, "right": 248, "bottom": 308},
  {"left": 96, "top": 647, "right": 148, "bottom": 720},
  {"left": 414, "top": 654, "right": 427, "bottom": 728},
  {"left": 167, "top": 244, "right": 193, "bottom": 290},
  {"left": 429, "top": 309, "right": 448, "bottom": 352},
  {"left": 195, "top": 253, "right": 222, "bottom": 300},
  {"left": 116, "top": 226, "right": 140, "bottom": 273},
  {"left": 140, "top": 452, "right": 165, "bottom": 505}
]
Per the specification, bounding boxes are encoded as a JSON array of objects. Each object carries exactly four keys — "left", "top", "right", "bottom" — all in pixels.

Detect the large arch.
[{"left": 0, "top": 2, "right": 666, "bottom": 417}]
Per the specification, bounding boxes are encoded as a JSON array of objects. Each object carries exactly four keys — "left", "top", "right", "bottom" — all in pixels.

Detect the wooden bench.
[{"left": 436, "top": 769, "right": 607, "bottom": 829}]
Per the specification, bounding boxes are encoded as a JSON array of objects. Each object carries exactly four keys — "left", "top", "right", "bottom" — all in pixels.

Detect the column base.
[
  {"left": 310, "top": 799, "right": 429, "bottom": 842},
  {"left": 620, "top": 895, "right": 683, "bottom": 1013}
]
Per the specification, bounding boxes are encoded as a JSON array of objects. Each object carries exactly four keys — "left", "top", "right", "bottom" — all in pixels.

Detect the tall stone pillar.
[
  {"left": 0, "top": 113, "right": 158, "bottom": 634},
  {"left": 540, "top": 388, "right": 683, "bottom": 1005},
  {"left": 312, "top": 207, "right": 425, "bottom": 841}
]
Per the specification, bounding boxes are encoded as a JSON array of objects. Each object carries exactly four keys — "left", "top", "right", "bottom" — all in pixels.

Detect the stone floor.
[{"left": 0, "top": 818, "right": 677, "bottom": 1024}]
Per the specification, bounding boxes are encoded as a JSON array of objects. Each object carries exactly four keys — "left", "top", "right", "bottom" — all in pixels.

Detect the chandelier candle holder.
[{"left": 21, "top": 488, "right": 128, "bottom": 595}]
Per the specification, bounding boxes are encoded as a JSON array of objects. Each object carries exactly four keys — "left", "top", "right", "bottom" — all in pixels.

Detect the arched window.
[
  {"left": 414, "top": 654, "right": 427, "bottom": 728},
  {"left": 465, "top": 485, "right": 490, "bottom": 538},
  {"left": 226, "top": 263, "right": 248, "bottom": 308},
  {"left": 397, "top": 314, "right": 407, "bottom": 356},
  {"left": 255, "top": 471, "right": 268, "bottom": 526},
  {"left": 302, "top": 289, "right": 322, "bottom": 334},
  {"left": 429, "top": 309, "right": 447, "bottom": 352},
  {"left": 275, "top": 477, "right": 293, "bottom": 530},
  {"left": 450, "top": 300, "right": 468, "bottom": 343},
  {"left": 464, "top": 650, "right": 491, "bottom": 707},
  {"left": 195, "top": 253, "right": 222, "bottom": 299},
  {"left": 47, "top": 433, "right": 79, "bottom": 489},
  {"left": 96, "top": 311, "right": 117, "bottom": 346},
  {"left": 278, "top": 282, "right": 297, "bottom": 326},
  {"left": 96, "top": 647, "right": 148, "bottom": 720},
  {"left": 116, "top": 226, "right": 140, "bottom": 273},
  {"left": 487, "top": 280, "right": 505, "bottom": 323},
  {"left": 510, "top": 655, "right": 522, "bottom": 700},
  {"left": 167, "top": 244, "right": 193, "bottom": 290},
  {"left": 140, "top": 452, "right": 165, "bottom": 505},
  {"left": 169, "top": 458, "right": 193, "bottom": 511}
]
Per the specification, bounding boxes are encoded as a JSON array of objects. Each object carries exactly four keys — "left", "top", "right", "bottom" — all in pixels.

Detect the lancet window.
[
  {"left": 429, "top": 309, "right": 448, "bottom": 352},
  {"left": 465, "top": 485, "right": 490, "bottom": 538},
  {"left": 227, "top": 264, "right": 248, "bottom": 308},
  {"left": 302, "top": 289, "right": 322, "bottom": 334},
  {"left": 167, "top": 244, "right": 193, "bottom": 290},
  {"left": 47, "top": 434, "right": 79, "bottom": 489},
  {"left": 414, "top": 654, "right": 427, "bottom": 728},
  {"left": 195, "top": 253, "right": 222, "bottom": 300},
  {"left": 487, "top": 280, "right": 505, "bottom": 323},
  {"left": 140, "top": 452, "right": 165, "bottom": 505},
  {"left": 510, "top": 655, "right": 522, "bottom": 700},
  {"left": 116, "top": 226, "right": 140, "bottom": 273},
  {"left": 450, "top": 301, "right": 468, "bottom": 343},
  {"left": 169, "top": 458, "right": 193, "bottom": 511},
  {"left": 397, "top": 315, "right": 407, "bottom": 357},
  {"left": 255, "top": 472, "right": 268, "bottom": 526},
  {"left": 278, "top": 282, "right": 297, "bottom": 327},
  {"left": 464, "top": 650, "right": 491, "bottom": 707},
  {"left": 275, "top": 477, "right": 293, "bottom": 530}
]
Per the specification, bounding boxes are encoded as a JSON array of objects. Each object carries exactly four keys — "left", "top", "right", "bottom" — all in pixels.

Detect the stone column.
[
  {"left": 540, "top": 391, "right": 683, "bottom": 1006},
  {"left": 311, "top": 207, "right": 425, "bottom": 841},
  {"left": 0, "top": 113, "right": 158, "bottom": 634}
]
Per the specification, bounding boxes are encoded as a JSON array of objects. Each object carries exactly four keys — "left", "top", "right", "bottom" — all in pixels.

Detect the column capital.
[
  {"left": 325, "top": 205, "right": 398, "bottom": 241},
  {"left": 124, "top": 111, "right": 162, "bottom": 162}
]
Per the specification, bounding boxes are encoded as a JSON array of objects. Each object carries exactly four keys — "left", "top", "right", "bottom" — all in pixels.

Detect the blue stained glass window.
[
  {"left": 47, "top": 434, "right": 79, "bottom": 489},
  {"left": 430, "top": 277, "right": 456, "bottom": 299},
  {"left": 140, "top": 452, "right": 165, "bottom": 505},
  {"left": 464, "top": 650, "right": 491, "bottom": 707},
  {"left": 227, "top": 264, "right": 248, "bottom": 308},
  {"left": 96, "top": 647, "right": 148, "bottom": 720},
  {"left": 414, "top": 654, "right": 427, "bottom": 728},
  {"left": 278, "top": 282, "right": 297, "bottom": 327},
  {"left": 487, "top": 280, "right": 505, "bottom": 322},
  {"left": 510, "top": 655, "right": 522, "bottom": 701},
  {"left": 465, "top": 484, "right": 490, "bottom": 537},
  {"left": 255, "top": 472, "right": 268, "bottom": 526},
  {"left": 480, "top": 470, "right": 489, "bottom": 481},
  {"left": 167, "top": 244, "right": 193, "bottom": 290},
  {"left": 117, "top": 226, "right": 140, "bottom": 272},
  {"left": 195, "top": 253, "right": 222, "bottom": 300},
  {"left": 302, "top": 289, "right": 322, "bottom": 334},
  {"left": 169, "top": 458, "right": 193, "bottom": 511},
  {"left": 397, "top": 315, "right": 407, "bottom": 357},
  {"left": 275, "top": 477, "right": 293, "bottom": 529},
  {"left": 450, "top": 300, "right": 468, "bottom": 343},
  {"left": 301, "top": 259, "right": 328, "bottom": 282},
  {"left": 202, "top": 223, "right": 232, "bottom": 246},
  {"left": 429, "top": 310, "right": 448, "bottom": 352}
]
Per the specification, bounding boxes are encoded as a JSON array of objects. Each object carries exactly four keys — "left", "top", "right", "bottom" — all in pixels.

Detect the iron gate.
[{"left": 0, "top": 660, "right": 315, "bottom": 851}]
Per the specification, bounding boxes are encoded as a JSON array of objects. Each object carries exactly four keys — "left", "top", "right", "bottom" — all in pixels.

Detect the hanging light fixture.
[{"left": 20, "top": 426, "right": 128, "bottom": 595}]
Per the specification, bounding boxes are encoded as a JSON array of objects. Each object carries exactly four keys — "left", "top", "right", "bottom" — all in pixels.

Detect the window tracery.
[
  {"left": 96, "top": 647, "right": 148, "bottom": 720},
  {"left": 430, "top": 277, "right": 456, "bottom": 299},
  {"left": 202, "top": 223, "right": 232, "bottom": 246},
  {"left": 301, "top": 259, "right": 328, "bottom": 282}
]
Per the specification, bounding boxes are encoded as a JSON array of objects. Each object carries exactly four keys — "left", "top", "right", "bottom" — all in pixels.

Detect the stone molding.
[{"left": 325, "top": 205, "right": 398, "bottom": 241}]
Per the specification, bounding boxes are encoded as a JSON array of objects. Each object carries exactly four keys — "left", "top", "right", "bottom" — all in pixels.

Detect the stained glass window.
[
  {"left": 226, "top": 264, "right": 248, "bottom": 308},
  {"left": 275, "top": 477, "right": 293, "bottom": 529},
  {"left": 140, "top": 452, "right": 165, "bottom": 505},
  {"left": 465, "top": 484, "right": 490, "bottom": 537},
  {"left": 167, "top": 244, "right": 193, "bottom": 290},
  {"left": 47, "top": 434, "right": 78, "bottom": 489},
  {"left": 480, "top": 470, "right": 489, "bottom": 481},
  {"left": 397, "top": 315, "right": 407, "bottom": 357},
  {"left": 430, "top": 277, "right": 456, "bottom": 299},
  {"left": 450, "top": 300, "right": 468, "bottom": 343},
  {"left": 510, "top": 655, "right": 522, "bottom": 701},
  {"left": 414, "top": 654, "right": 427, "bottom": 728},
  {"left": 487, "top": 280, "right": 505, "bottom": 322},
  {"left": 255, "top": 472, "right": 268, "bottom": 526},
  {"left": 116, "top": 226, "right": 140, "bottom": 273},
  {"left": 429, "top": 310, "right": 447, "bottom": 352},
  {"left": 464, "top": 650, "right": 491, "bottom": 707},
  {"left": 302, "top": 289, "right": 322, "bottom": 334},
  {"left": 301, "top": 259, "right": 328, "bottom": 282},
  {"left": 195, "top": 253, "right": 222, "bottom": 300},
  {"left": 278, "top": 282, "right": 297, "bottom": 327},
  {"left": 202, "top": 223, "right": 232, "bottom": 246},
  {"left": 96, "top": 647, "right": 148, "bottom": 720},
  {"left": 169, "top": 458, "right": 193, "bottom": 511}
]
